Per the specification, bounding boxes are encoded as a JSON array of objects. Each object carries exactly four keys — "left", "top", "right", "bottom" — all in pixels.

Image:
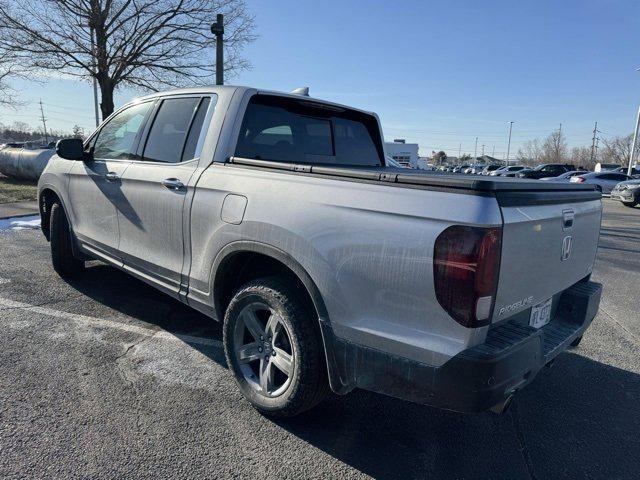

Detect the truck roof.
[{"left": 133, "top": 85, "right": 375, "bottom": 115}]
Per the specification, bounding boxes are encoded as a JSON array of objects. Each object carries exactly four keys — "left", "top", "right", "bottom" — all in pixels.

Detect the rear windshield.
[{"left": 235, "top": 95, "right": 384, "bottom": 166}]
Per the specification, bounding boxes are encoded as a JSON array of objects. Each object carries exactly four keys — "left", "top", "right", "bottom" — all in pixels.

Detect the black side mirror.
[{"left": 56, "top": 138, "right": 89, "bottom": 161}]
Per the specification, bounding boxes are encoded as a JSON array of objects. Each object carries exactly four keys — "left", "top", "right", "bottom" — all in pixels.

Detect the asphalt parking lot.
[{"left": 1, "top": 199, "right": 639, "bottom": 480}]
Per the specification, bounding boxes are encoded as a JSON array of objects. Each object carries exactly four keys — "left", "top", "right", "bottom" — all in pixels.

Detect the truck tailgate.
[{"left": 492, "top": 190, "right": 602, "bottom": 323}]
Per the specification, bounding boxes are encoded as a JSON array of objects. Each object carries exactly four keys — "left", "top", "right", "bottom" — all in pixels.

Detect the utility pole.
[
  {"left": 211, "top": 14, "right": 225, "bottom": 85},
  {"left": 474, "top": 137, "right": 478, "bottom": 158},
  {"left": 629, "top": 105, "right": 640, "bottom": 176},
  {"left": 590, "top": 121, "right": 600, "bottom": 163},
  {"left": 557, "top": 123, "right": 563, "bottom": 162},
  {"left": 492, "top": 145, "right": 495, "bottom": 157},
  {"left": 90, "top": 24, "right": 100, "bottom": 127},
  {"left": 506, "top": 121, "right": 513, "bottom": 164},
  {"left": 39, "top": 100, "right": 49, "bottom": 144},
  {"left": 481, "top": 144, "right": 485, "bottom": 156},
  {"left": 458, "top": 143, "right": 461, "bottom": 158}
]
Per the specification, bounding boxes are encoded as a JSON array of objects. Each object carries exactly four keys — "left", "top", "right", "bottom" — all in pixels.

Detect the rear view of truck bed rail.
[{"left": 229, "top": 156, "right": 601, "bottom": 199}]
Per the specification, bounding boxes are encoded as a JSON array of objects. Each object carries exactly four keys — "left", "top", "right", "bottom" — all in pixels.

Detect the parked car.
[
  {"left": 497, "top": 166, "right": 527, "bottom": 177},
  {"left": 570, "top": 172, "right": 631, "bottom": 193},
  {"left": 610, "top": 179, "right": 640, "bottom": 207},
  {"left": 490, "top": 165, "right": 521, "bottom": 176},
  {"left": 452, "top": 165, "right": 469, "bottom": 173},
  {"left": 613, "top": 166, "right": 640, "bottom": 176},
  {"left": 464, "top": 164, "right": 485, "bottom": 174},
  {"left": 39, "top": 85, "right": 603, "bottom": 417},
  {"left": 594, "top": 162, "right": 621, "bottom": 172},
  {"left": 539, "top": 171, "right": 587, "bottom": 182},
  {"left": 480, "top": 164, "right": 503, "bottom": 175},
  {"left": 518, "top": 164, "right": 577, "bottom": 179}
]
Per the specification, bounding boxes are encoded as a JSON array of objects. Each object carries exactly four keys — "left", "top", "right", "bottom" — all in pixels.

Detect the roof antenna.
[{"left": 291, "top": 87, "right": 309, "bottom": 96}]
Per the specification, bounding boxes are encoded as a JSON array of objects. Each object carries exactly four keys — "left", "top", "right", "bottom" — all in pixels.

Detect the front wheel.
[
  {"left": 50, "top": 202, "right": 84, "bottom": 277},
  {"left": 623, "top": 201, "right": 638, "bottom": 208},
  {"left": 223, "top": 277, "right": 329, "bottom": 417}
]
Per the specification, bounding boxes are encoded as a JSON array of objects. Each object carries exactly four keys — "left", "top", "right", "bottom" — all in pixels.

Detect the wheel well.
[
  {"left": 39, "top": 188, "right": 61, "bottom": 241},
  {"left": 214, "top": 251, "right": 316, "bottom": 321}
]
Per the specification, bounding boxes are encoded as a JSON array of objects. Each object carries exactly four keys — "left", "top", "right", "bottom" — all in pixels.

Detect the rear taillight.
[
  {"left": 433, "top": 225, "right": 502, "bottom": 328},
  {"left": 570, "top": 176, "right": 585, "bottom": 183}
]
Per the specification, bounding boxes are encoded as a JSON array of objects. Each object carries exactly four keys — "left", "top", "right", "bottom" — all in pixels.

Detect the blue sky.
[{"left": 2, "top": 0, "right": 639, "bottom": 157}]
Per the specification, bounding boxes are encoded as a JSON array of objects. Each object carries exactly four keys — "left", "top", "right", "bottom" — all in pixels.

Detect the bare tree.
[
  {"left": 600, "top": 134, "right": 633, "bottom": 166},
  {"left": 570, "top": 145, "right": 594, "bottom": 170},
  {"left": 0, "top": 0, "right": 255, "bottom": 119},
  {"left": 0, "top": 51, "right": 26, "bottom": 108},
  {"left": 540, "top": 129, "right": 568, "bottom": 163},
  {"left": 516, "top": 139, "right": 543, "bottom": 166}
]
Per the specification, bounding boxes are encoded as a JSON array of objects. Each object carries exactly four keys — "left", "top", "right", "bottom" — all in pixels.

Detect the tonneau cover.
[{"left": 229, "top": 157, "right": 599, "bottom": 195}]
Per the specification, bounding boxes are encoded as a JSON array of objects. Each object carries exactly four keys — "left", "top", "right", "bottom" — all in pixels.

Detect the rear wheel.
[
  {"left": 223, "top": 277, "right": 329, "bottom": 417},
  {"left": 50, "top": 202, "right": 84, "bottom": 277}
]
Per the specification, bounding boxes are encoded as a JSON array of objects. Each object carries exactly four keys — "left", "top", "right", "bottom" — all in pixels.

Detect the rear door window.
[
  {"left": 235, "top": 95, "right": 383, "bottom": 166},
  {"left": 142, "top": 97, "right": 201, "bottom": 163}
]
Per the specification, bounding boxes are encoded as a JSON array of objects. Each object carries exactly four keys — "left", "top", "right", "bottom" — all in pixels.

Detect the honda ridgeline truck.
[{"left": 38, "top": 86, "right": 603, "bottom": 416}]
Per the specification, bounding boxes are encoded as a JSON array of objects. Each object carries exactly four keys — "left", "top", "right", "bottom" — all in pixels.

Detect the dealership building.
[{"left": 385, "top": 139, "right": 419, "bottom": 168}]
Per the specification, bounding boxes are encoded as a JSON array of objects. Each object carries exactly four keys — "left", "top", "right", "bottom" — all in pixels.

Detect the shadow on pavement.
[{"left": 65, "top": 263, "right": 640, "bottom": 480}]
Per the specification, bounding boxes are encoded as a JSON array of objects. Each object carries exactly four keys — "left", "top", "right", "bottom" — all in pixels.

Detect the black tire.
[
  {"left": 595, "top": 185, "right": 602, "bottom": 193},
  {"left": 50, "top": 202, "right": 84, "bottom": 277},
  {"left": 223, "top": 277, "right": 329, "bottom": 417},
  {"left": 622, "top": 201, "right": 638, "bottom": 208},
  {"left": 569, "top": 335, "right": 583, "bottom": 348}
]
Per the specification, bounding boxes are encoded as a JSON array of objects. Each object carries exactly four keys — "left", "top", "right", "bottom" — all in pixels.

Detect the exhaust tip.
[{"left": 490, "top": 394, "right": 514, "bottom": 414}]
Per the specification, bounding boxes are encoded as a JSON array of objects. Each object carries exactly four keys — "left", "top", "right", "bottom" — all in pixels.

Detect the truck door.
[
  {"left": 116, "top": 95, "right": 213, "bottom": 296},
  {"left": 68, "top": 101, "right": 153, "bottom": 262}
]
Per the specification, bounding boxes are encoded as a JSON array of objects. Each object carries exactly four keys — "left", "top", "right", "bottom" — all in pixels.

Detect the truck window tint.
[
  {"left": 92, "top": 102, "right": 152, "bottom": 160},
  {"left": 182, "top": 97, "right": 211, "bottom": 161},
  {"left": 235, "top": 96, "right": 382, "bottom": 166},
  {"left": 143, "top": 97, "right": 200, "bottom": 163}
]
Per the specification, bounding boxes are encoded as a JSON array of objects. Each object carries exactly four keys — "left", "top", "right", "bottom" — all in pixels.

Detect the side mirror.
[{"left": 56, "top": 138, "right": 89, "bottom": 161}]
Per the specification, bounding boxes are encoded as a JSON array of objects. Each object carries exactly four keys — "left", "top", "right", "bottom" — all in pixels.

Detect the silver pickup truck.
[{"left": 38, "top": 86, "right": 603, "bottom": 417}]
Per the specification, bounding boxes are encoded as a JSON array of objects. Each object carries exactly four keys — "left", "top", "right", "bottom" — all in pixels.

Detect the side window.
[
  {"left": 93, "top": 102, "right": 153, "bottom": 160},
  {"left": 609, "top": 174, "right": 628, "bottom": 181},
  {"left": 182, "top": 97, "right": 211, "bottom": 161},
  {"left": 142, "top": 97, "right": 200, "bottom": 163}
]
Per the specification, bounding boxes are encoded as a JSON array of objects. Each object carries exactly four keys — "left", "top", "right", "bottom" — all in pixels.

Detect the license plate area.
[{"left": 529, "top": 297, "right": 552, "bottom": 329}]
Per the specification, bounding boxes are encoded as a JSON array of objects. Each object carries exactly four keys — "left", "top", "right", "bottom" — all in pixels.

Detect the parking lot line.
[{"left": 0, "top": 296, "right": 223, "bottom": 348}]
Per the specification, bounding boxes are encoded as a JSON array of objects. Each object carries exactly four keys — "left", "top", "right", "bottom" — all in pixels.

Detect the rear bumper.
[{"left": 324, "top": 281, "right": 602, "bottom": 413}]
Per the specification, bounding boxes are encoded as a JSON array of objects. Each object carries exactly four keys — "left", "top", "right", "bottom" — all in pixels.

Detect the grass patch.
[{"left": 0, "top": 175, "right": 38, "bottom": 203}]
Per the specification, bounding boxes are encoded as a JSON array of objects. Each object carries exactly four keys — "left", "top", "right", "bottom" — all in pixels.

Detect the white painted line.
[
  {"left": 0, "top": 296, "right": 223, "bottom": 348},
  {"left": 0, "top": 278, "right": 10, "bottom": 285}
]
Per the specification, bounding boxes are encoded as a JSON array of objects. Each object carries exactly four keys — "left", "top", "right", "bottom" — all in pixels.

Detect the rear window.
[{"left": 235, "top": 95, "right": 383, "bottom": 166}]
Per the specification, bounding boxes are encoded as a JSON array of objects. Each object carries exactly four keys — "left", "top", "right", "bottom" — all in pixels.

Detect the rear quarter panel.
[{"left": 189, "top": 164, "right": 503, "bottom": 366}]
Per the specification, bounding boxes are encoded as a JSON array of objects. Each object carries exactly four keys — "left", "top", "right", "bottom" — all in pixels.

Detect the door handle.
[
  {"left": 161, "top": 178, "right": 185, "bottom": 190},
  {"left": 104, "top": 172, "right": 120, "bottom": 182}
]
